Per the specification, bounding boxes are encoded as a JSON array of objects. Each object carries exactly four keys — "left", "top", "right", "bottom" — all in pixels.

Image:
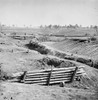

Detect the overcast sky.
[{"left": 0, "top": 0, "right": 98, "bottom": 27}]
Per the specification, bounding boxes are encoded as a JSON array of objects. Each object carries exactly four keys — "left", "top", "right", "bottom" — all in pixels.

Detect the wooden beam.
[
  {"left": 27, "top": 67, "right": 76, "bottom": 74},
  {"left": 21, "top": 71, "right": 27, "bottom": 83},
  {"left": 70, "top": 67, "right": 78, "bottom": 82}
]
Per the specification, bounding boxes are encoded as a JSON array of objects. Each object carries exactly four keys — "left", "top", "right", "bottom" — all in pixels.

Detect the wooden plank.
[
  {"left": 25, "top": 77, "right": 70, "bottom": 82},
  {"left": 24, "top": 78, "right": 70, "bottom": 84},
  {"left": 25, "top": 79, "right": 71, "bottom": 85},
  {"left": 24, "top": 79, "right": 71, "bottom": 85},
  {"left": 25, "top": 75, "right": 81, "bottom": 80},
  {"left": 50, "top": 77, "right": 71, "bottom": 81},
  {"left": 26, "top": 69, "right": 84, "bottom": 78},
  {"left": 26, "top": 73, "right": 49, "bottom": 76},
  {"left": 26, "top": 75, "right": 48, "bottom": 78},
  {"left": 26, "top": 72, "right": 72, "bottom": 79},
  {"left": 26, "top": 69, "right": 84, "bottom": 77},
  {"left": 50, "top": 80, "right": 71, "bottom": 84},
  {"left": 23, "top": 66, "right": 85, "bottom": 85},
  {"left": 25, "top": 71, "right": 84, "bottom": 81},
  {"left": 26, "top": 67, "right": 83, "bottom": 75},
  {"left": 26, "top": 70, "right": 74, "bottom": 76},
  {"left": 26, "top": 71, "right": 73, "bottom": 78},
  {"left": 24, "top": 75, "right": 83, "bottom": 84},
  {"left": 51, "top": 74, "right": 72, "bottom": 79},
  {"left": 25, "top": 74, "right": 72, "bottom": 81},
  {"left": 24, "top": 80, "right": 47, "bottom": 84},
  {"left": 24, "top": 76, "right": 82, "bottom": 84},
  {"left": 51, "top": 70, "right": 74, "bottom": 74},
  {"left": 25, "top": 77, "right": 48, "bottom": 81},
  {"left": 27, "top": 67, "right": 76, "bottom": 74}
]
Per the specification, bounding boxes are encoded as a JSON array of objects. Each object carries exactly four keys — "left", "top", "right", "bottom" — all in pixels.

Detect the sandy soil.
[{"left": 0, "top": 82, "right": 98, "bottom": 100}]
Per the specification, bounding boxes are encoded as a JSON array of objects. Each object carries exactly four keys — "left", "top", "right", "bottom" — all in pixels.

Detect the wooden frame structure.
[{"left": 21, "top": 66, "right": 85, "bottom": 85}]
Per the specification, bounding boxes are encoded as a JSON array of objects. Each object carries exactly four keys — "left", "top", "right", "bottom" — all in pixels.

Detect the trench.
[{"left": 25, "top": 41, "right": 98, "bottom": 68}]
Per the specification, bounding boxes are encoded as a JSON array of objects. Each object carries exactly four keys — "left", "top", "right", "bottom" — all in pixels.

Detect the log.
[
  {"left": 26, "top": 71, "right": 73, "bottom": 78},
  {"left": 27, "top": 67, "right": 76, "bottom": 74},
  {"left": 70, "top": 67, "right": 78, "bottom": 82},
  {"left": 25, "top": 75, "right": 71, "bottom": 81},
  {"left": 24, "top": 78, "right": 70, "bottom": 84},
  {"left": 26, "top": 72, "right": 72, "bottom": 79},
  {"left": 25, "top": 77, "right": 70, "bottom": 82},
  {"left": 25, "top": 69, "right": 84, "bottom": 79},
  {"left": 50, "top": 77, "right": 71, "bottom": 81},
  {"left": 25, "top": 79, "right": 71, "bottom": 85},
  {"left": 26, "top": 66, "right": 83, "bottom": 75},
  {"left": 26, "top": 75, "right": 48, "bottom": 78},
  {"left": 25, "top": 73, "right": 84, "bottom": 81},
  {"left": 25, "top": 77, "right": 48, "bottom": 81},
  {"left": 26, "top": 73, "right": 49, "bottom": 76},
  {"left": 50, "top": 80, "right": 71, "bottom": 84},
  {"left": 24, "top": 75, "right": 81, "bottom": 84},
  {"left": 47, "top": 68, "right": 52, "bottom": 85},
  {"left": 22, "top": 66, "right": 85, "bottom": 85},
  {"left": 51, "top": 70, "right": 74, "bottom": 74},
  {"left": 24, "top": 80, "right": 47, "bottom": 84},
  {"left": 26, "top": 69, "right": 84, "bottom": 77},
  {"left": 26, "top": 69, "right": 74, "bottom": 76}
]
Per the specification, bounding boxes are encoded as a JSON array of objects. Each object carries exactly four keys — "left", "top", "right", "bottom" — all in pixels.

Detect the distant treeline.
[{"left": 40, "top": 24, "right": 98, "bottom": 29}]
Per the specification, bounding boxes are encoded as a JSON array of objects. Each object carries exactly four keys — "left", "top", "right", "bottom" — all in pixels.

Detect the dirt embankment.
[
  {"left": 37, "top": 56, "right": 76, "bottom": 68},
  {"left": 25, "top": 41, "right": 98, "bottom": 68}
]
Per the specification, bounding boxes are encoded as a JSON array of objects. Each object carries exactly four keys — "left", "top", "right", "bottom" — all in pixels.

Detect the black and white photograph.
[{"left": 0, "top": 0, "right": 98, "bottom": 100}]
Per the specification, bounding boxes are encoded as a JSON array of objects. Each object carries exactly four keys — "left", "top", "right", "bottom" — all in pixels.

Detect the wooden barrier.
[{"left": 22, "top": 66, "right": 85, "bottom": 85}]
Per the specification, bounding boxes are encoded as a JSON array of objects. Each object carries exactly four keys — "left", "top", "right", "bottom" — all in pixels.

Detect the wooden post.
[
  {"left": 70, "top": 67, "right": 78, "bottom": 82},
  {"left": 21, "top": 71, "right": 27, "bottom": 83},
  {"left": 47, "top": 66, "right": 53, "bottom": 85}
]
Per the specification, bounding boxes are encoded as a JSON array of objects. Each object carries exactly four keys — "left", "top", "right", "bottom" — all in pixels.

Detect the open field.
[{"left": 0, "top": 27, "right": 98, "bottom": 100}]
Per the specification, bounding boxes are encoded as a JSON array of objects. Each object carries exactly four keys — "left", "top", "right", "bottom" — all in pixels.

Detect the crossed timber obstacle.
[{"left": 21, "top": 66, "right": 85, "bottom": 85}]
